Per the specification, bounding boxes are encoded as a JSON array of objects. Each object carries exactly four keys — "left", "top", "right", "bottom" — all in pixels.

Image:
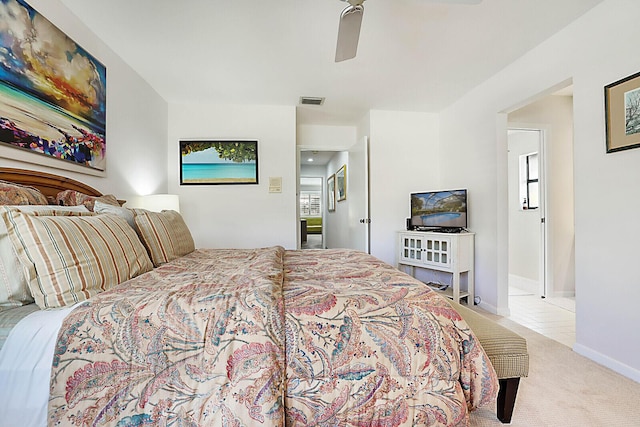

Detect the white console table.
[{"left": 397, "top": 231, "right": 475, "bottom": 305}]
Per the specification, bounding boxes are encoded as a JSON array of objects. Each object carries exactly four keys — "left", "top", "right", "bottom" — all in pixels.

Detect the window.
[
  {"left": 519, "top": 152, "right": 539, "bottom": 210},
  {"left": 300, "top": 191, "right": 321, "bottom": 216}
]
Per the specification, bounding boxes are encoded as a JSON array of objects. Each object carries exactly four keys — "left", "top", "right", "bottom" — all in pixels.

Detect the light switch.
[{"left": 269, "top": 177, "right": 282, "bottom": 193}]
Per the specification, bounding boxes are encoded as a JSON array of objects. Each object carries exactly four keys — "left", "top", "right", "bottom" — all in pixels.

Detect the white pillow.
[
  {"left": 94, "top": 200, "right": 136, "bottom": 229},
  {"left": 0, "top": 205, "right": 90, "bottom": 311}
]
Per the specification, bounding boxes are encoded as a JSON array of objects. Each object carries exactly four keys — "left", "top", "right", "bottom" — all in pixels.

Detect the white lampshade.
[{"left": 134, "top": 194, "right": 180, "bottom": 213}]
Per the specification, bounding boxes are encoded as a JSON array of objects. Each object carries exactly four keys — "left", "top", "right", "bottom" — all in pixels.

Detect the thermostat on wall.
[{"left": 269, "top": 177, "right": 282, "bottom": 193}]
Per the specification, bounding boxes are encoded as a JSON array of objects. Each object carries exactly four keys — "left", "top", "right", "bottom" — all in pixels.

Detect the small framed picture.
[
  {"left": 327, "top": 174, "right": 336, "bottom": 212},
  {"left": 180, "top": 140, "right": 258, "bottom": 185},
  {"left": 336, "top": 164, "right": 346, "bottom": 202},
  {"left": 605, "top": 71, "right": 640, "bottom": 153}
]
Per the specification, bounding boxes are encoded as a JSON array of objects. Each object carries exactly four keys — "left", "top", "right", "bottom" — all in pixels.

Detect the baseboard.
[
  {"left": 476, "top": 300, "right": 509, "bottom": 316},
  {"left": 496, "top": 305, "right": 511, "bottom": 317},
  {"left": 573, "top": 343, "right": 640, "bottom": 384}
]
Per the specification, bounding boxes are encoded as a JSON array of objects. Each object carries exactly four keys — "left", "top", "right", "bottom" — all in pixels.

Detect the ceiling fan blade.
[{"left": 335, "top": 4, "right": 364, "bottom": 62}]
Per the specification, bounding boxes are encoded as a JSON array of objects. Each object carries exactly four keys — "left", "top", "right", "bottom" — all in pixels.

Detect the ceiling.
[
  {"left": 60, "top": 0, "right": 602, "bottom": 126},
  {"left": 301, "top": 150, "right": 335, "bottom": 166}
]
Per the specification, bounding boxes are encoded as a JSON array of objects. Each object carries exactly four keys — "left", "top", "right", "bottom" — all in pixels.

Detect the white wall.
[
  {"left": 167, "top": 104, "right": 297, "bottom": 250},
  {"left": 369, "top": 110, "right": 440, "bottom": 266},
  {"left": 509, "top": 96, "right": 575, "bottom": 297},
  {"left": 297, "top": 115, "right": 440, "bottom": 262},
  {"left": 299, "top": 112, "right": 439, "bottom": 261},
  {"left": 1, "top": 0, "right": 168, "bottom": 198},
  {"left": 297, "top": 125, "right": 356, "bottom": 150},
  {"left": 300, "top": 164, "right": 326, "bottom": 180},
  {"left": 439, "top": 0, "right": 640, "bottom": 381}
]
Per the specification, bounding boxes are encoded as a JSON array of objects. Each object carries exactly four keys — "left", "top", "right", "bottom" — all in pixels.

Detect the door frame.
[
  {"left": 297, "top": 142, "right": 370, "bottom": 252},
  {"left": 297, "top": 145, "right": 349, "bottom": 249},
  {"left": 347, "top": 136, "right": 370, "bottom": 253}
]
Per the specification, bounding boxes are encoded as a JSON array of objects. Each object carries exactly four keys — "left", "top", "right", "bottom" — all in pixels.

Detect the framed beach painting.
[
  {"left": 336, "top": 164, "right": 346, "bottom": 201},
  {"left": 180, "top": 140, "right": 258, "bottom": 185},
  {"left": 605, "top": 70, "right": 640, "bottom": 153},
  {"left": 0, "top": 0, "right": 107, "bottom": 172}
]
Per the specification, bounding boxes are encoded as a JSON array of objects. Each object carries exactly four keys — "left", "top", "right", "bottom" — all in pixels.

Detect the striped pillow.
[
  {"left": 1, "top": 208, "right": 153, "bottom": 309},
  {"left": 133, "top": 209, "right": 195, "bottom": 267},
  {"left": 0, "top": 205, "right": 90, "bottom": 311}
]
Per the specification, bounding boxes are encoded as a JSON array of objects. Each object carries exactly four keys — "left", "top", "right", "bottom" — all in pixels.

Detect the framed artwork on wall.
[
  {"left": 327, "top": 174, "right": 336, "bottom": 212},
  {"left": 180, "top": 140, "right": 258, "bottom": 185},
  {"left": 336, "top": 164, "right": 346, "bottom": 202},
  {"left": 0, "top": 0, "right": 107, "bottom": 172},
  {"left": 605, "top": 70, "right": 640, "bottom": 153}
]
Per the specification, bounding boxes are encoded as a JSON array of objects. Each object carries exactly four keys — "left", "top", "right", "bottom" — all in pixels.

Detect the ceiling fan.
[{"left": 335, "top": 0, "right": 483, "bottom": 62}]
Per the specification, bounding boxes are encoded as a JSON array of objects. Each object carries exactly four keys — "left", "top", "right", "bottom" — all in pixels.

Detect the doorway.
[
  {"left": 505, "top": 90, "right": 576, "bottom": 348},
  {"left": 298, "top": 141, "right": 370, "bottom": 252}
]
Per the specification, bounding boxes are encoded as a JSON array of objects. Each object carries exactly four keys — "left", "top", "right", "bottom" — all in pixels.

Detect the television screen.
[{"left": 410, "top": 189, "right": 467, "bottom": 229}]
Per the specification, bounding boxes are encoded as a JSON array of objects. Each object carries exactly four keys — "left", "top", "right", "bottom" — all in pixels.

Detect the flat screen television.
[{"left": 410, "top": 189, "right": 467, "bottom": 231}]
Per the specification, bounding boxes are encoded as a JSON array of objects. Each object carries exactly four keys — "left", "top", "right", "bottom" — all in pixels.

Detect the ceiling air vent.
[{"left": 299, "top": 96, "right": 325, "bottom": 106}]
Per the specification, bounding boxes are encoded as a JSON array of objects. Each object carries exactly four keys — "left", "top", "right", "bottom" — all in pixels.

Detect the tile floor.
[
  {"left": 508, "top": 287, "right": 576, "bottom": 348},
  {"left": 301, "top": 234, "right": 323, "bottom": 249}
]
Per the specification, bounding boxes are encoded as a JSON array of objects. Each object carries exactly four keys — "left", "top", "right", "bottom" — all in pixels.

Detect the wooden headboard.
[{"left": 0, "top": 167, "right": 103, "bottom": 199}]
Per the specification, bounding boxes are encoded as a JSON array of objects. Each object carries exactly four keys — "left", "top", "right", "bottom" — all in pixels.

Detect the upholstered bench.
[{"left": 450, "top": 301, "right": 529, "bottom": 423}]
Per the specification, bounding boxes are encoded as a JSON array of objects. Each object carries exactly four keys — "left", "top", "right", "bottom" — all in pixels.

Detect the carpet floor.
[{"left": 469, "top": 311, "right": 640, "bottom": 426}]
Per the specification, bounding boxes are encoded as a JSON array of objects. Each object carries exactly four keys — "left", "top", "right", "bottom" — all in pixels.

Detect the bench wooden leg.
[{"left": 497, "top": 377, "right": 520, "bottom": 423}]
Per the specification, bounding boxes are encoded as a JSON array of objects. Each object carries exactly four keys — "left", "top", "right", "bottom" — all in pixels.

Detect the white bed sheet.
[{"left": 0, "top": 304, "right": 81, "bottom": 427}]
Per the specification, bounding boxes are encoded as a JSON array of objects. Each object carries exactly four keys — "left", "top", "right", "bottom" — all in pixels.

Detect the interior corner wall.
[
  {"left": 1, "top": 0, "right": 168, "bottom": 198},
  {"left": 368, "top": 110, "right": 440, "bottom": 266},
  {"left": 167, "top": 104, "right": 297, "bottom": 250},
  {"left": 439, "top": 0, "right": 640, "bottom": 381}
]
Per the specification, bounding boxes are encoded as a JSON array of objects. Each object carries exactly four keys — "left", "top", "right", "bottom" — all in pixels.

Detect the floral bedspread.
[
  {"left": 48, "top": 247, "right": 497, "bottom": 426},
  {"left": 283, "top": 249, "right": 497, "bottom": 426},
  {"left": 49, "top": 247, "right": 287, "bottom": 426}
]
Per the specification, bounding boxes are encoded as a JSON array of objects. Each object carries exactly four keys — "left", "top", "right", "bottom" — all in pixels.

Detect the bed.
[{"left": 0, "top": 167, "right": 498, "bottom": 427}]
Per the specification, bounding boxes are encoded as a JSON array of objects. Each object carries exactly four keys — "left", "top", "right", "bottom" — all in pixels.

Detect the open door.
[
  {"left": 347, "top": 136, "right": 370, "bottom": 253},
  {"left": 507, "top": 128, "right": 547, "bottom": 297}
]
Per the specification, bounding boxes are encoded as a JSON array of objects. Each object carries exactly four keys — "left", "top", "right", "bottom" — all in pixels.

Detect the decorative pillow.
[
  {"left": 1, "top": 208, "right": 153, "bottom": 309},
  {"left": 0, "top": 181, "right": 48, "bottom": 205},
  {"left": 0, "top": 205, "right": 90, "bottom": 311},
  {"left": 94, "top": 200, "right": 136, "bottom": 229},
  {"left": 133, "top": 209, "right": 195, "bottom": 267},
  {"left": 55, "top": 190, "right": 119, "bottom": 211}
]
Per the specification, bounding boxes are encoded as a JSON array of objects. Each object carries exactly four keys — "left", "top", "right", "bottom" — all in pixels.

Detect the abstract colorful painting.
[
  {"left": 180, "top": 140, "right": 258, "bottom": 185},
  {"left": 0, "top": 0, "right": 106, "bottom": 170}
]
